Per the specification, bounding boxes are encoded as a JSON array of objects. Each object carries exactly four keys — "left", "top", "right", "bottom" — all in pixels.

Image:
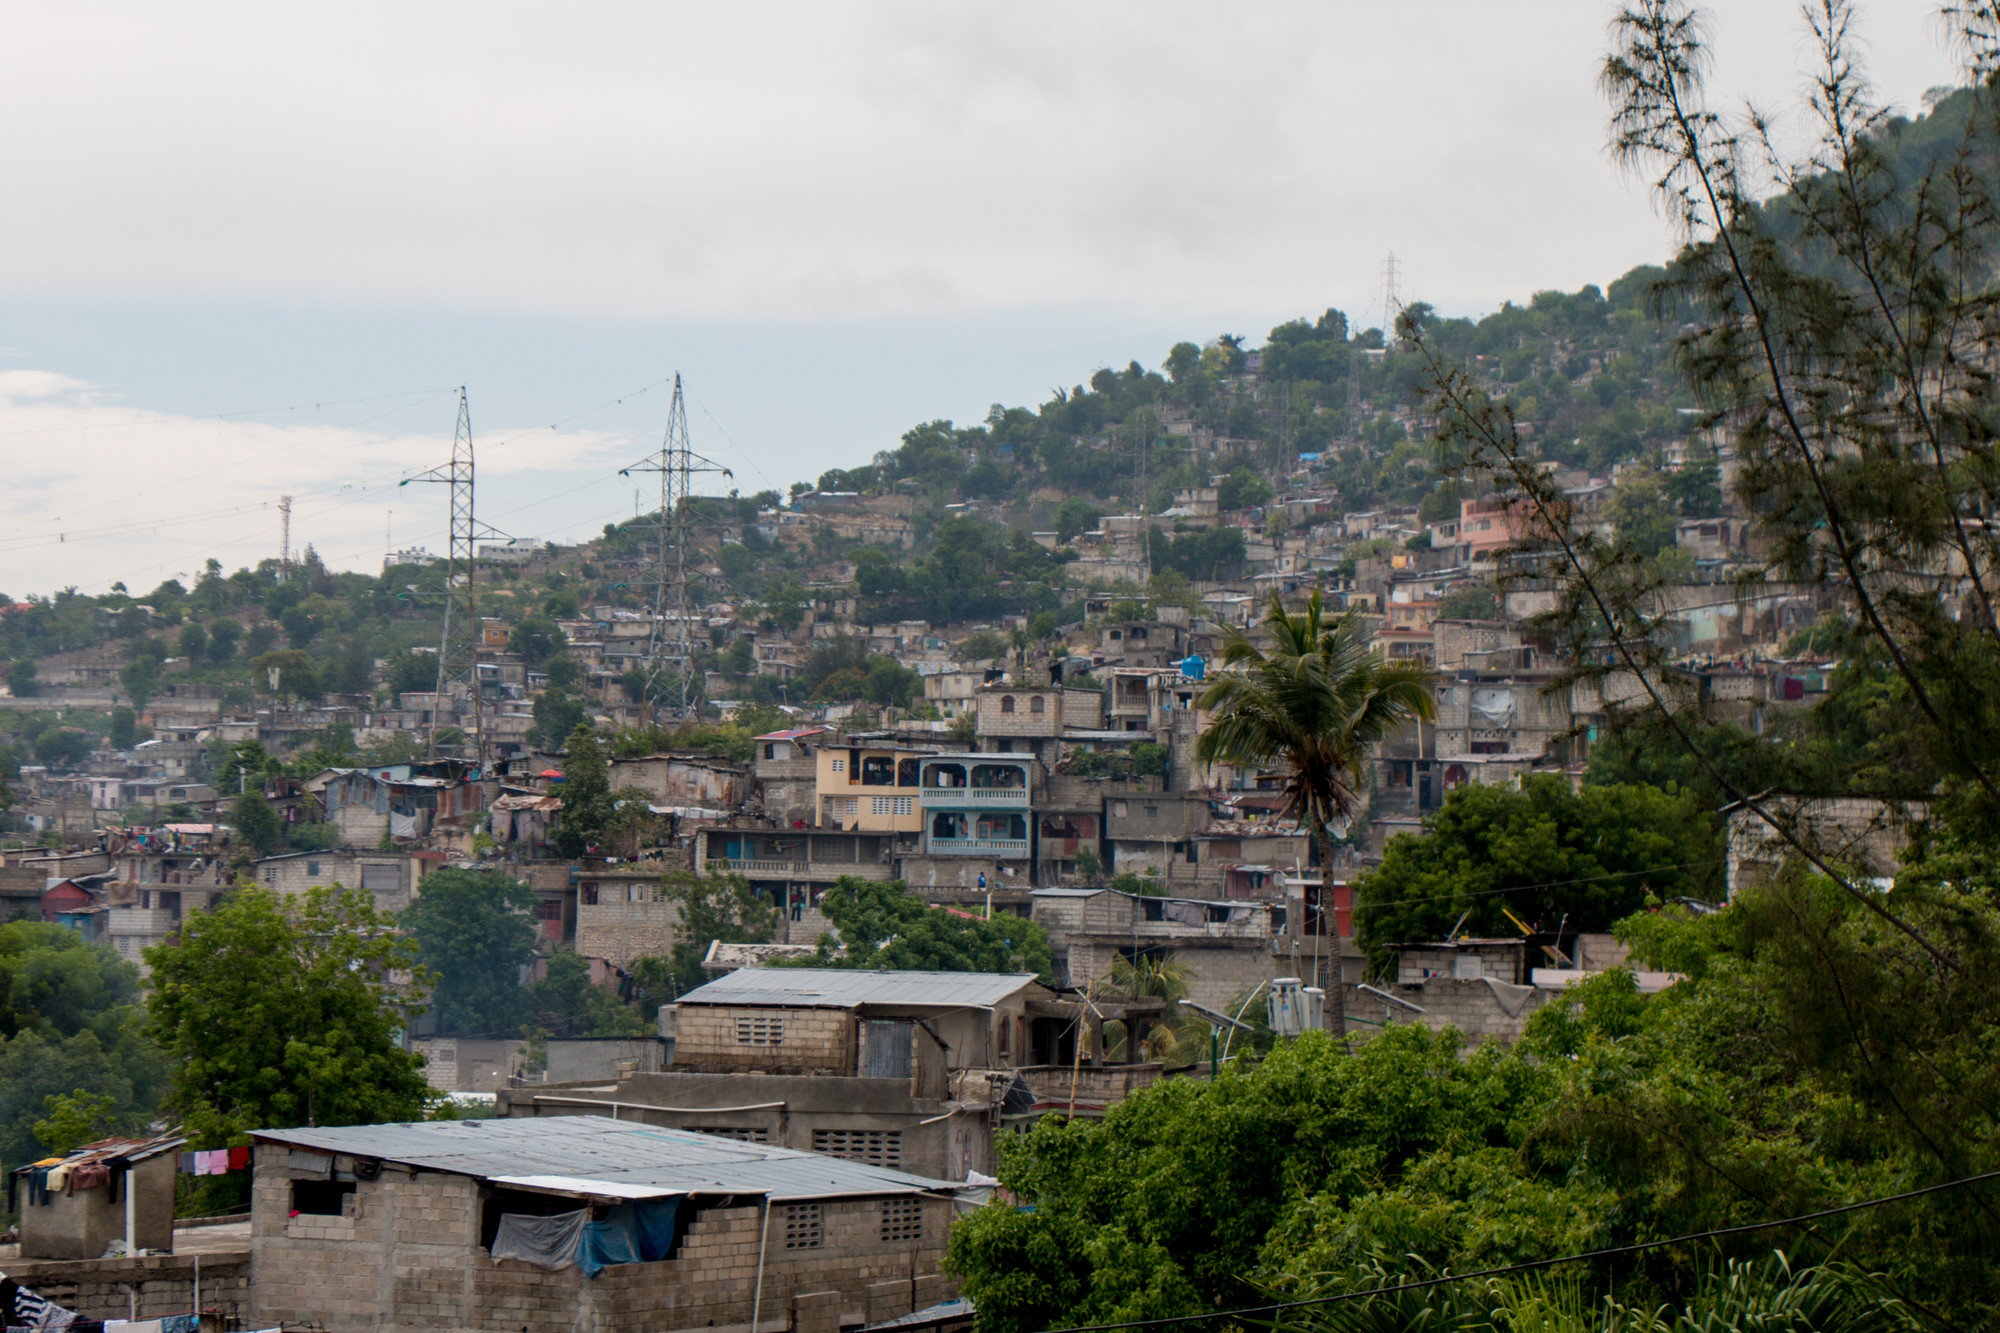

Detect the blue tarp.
[{"left": 577, "top": 1198, "right": 680, "bottom": 1277}]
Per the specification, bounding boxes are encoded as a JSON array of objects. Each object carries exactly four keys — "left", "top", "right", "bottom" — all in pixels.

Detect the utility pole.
[
  {"left": 278, "top": 496, "right": 293, "bottom": 581},
  {"left": 621, "top": 375, "right": 731, "bottom": 722},
  {"left": 401, "top": 389, "right": 493, "bottom": 768}
]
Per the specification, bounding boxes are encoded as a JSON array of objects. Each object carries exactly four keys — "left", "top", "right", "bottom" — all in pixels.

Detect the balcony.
[
  {"left": 925, "top": 837, "right": 1030, "bottom": 857},
  {"left": 920, "top": 785, "right": 1029, "bottom": 808},
  {"left": 705, "top": 858, "right": 895, "bottom": 883}
]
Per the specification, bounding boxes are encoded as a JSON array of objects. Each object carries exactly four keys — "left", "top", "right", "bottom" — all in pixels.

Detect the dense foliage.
[
  {"left": 144, "top": 884, "right": 435, "bottom": 1143},
  {"left": 953, "top": 815, "right": 2000, "bottom": 1328},
  {"left": 791, "top": 878, "right": 1055, "bottom": 980},
  {"left": 0, "top": 921, "right": 164, "bottom": 1183},
  {"left": 1354, "top": 777, "right": 1720, "bottom": 950},
  {"left": 400, "top": 867, "right": 540, "bottom": 1035}
]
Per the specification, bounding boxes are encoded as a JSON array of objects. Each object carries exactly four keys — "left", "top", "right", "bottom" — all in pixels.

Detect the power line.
[{"left": 1035, "top": 1168, "right": 2000, "bottom": 1333}]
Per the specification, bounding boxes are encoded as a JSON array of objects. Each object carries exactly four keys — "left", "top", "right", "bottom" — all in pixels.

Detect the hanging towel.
[
  {"left": 43, "top": 1164, "right": 70, "bottom": 1194},
  {"left": 227, "top": 1146, "right": 250, "bottom": 1171},
  {"left": 207, "top": 1151, "right": 229, "bottom": 1177},
  {"left": 177, "top": 1153, "right": 195, "bottom": 1175}
]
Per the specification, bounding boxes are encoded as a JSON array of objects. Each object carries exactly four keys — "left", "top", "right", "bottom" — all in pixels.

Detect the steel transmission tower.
[
  {"left": 402, "top": 389, "right": 492, "bottom": 766},
  {"left": 1380, "top": 252, "right": 1403, "bottom": 341},
  {"left": 621, "top": 374, "right": 730, "bottom": 719}
]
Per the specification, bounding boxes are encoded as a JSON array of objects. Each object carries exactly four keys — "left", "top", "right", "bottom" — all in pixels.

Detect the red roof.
[
  {"left": 754, "top": 728, "right": 826, "bottom": 742},
  {"left": 539, "top": 768, "right": 564, "bottom": 778}
]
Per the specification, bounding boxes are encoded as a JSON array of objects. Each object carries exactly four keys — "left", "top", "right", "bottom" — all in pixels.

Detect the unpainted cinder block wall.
[
  {"left": 249, "top": 1159, "right": 956, "bottom": 1332},
  {"left": 672, "top": 1005, "right": 855, "bottom": 1074}
]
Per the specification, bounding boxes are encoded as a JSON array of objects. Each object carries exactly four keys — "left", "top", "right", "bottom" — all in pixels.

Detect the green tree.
[
  {"left": 946, "top": 1025, "right": 1558, "bottom": 1333},
  {"left": 1196, "top": 590, "right": 1434, "bottom": 1025},
  {"left": 227, "top": 785, "right": 284, "bottom": 857},
  {"left": 176, "top": 621, "right": 207, "bottom": 660},
  {"left": 1604, "top": 469, "right": 1678, "bottom": 556},
  {"left": 797, "top": 879, "right": 1053, "bottom": 978},
  {"left": 386, "top": 650, "right": 438, "bottom": 696},
  {"left": 206, "top": 617, "right": 243, "bottom": 662},
  {"left": 1355, "top": 776, "right": 1719, "bottom": 950},
  {"left": 508, "top": 614, "right": 566, "bottom": 667},
  {"left": 552, "top": 724, "right": 614, "bottom": 856},
  {"left": 1055, "top": 497, "right": 1100, "bottom": 543},
  {"left": 523, "top": 951, "right": 648, "bottom": 1038},
  {"left": 400, "top": 867, "right": 538, "bottom": 1034},
  {"left": 33, "top": 1090, "right": 119, "bottom": 1155},
  {"left": 119, "top": 653, "right": 161, "bottom": 710},
  {"left": 145, "top": 885, "right": 433, "bottom": 1139},
  {"left": 529, "top": 688, "right": 588, "bottom": 751},
  {"left": 249, "top": 649, "right": 318, "bottom": 702},
  {"left": 6, "top": 658, "right": 38, "bottom": 698},
  {"left": 0, "top": 921, "right": 165, "bottom": 1175},
  {"left": 544, "top": 653, "right": 582, "bottom": 688},
  {"left": 659, "top": 870, "right": 778, "bottom": 999},
  {"left": 109, "top": 706, "right": 137, "bottom": 750}
]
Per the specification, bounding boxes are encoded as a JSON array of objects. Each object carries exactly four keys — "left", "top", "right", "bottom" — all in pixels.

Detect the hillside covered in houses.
[{"left": 4, "top": 41, "right": 1999, "bottom": 1333}]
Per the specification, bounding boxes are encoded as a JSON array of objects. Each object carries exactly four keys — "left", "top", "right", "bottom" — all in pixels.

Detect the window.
[
  {"left": 831, "top": 758, "right": 845, "bottom": 773},
  {"left": 997, "top": 1015, "right": 1009, "bottom": 1055},
  {"left": 813, "top": 1128, "right": 904, "bottom": 1168},
  {"left": 292, "top": 1179, "right": 355, "bottom": 1216},
  {"left": 735, "top": 1015, "right": 784, "bottom": 1045},
  {"left": 881, "top": 1198, "right": 924, "bottom": 1243},
  {"left": 784, "top": 1203, "right": 823, "bottom": 1249},
  {"left": 540, "top": 899, "right": 566, "bottom": 919},
  {"left": 1029, "top": 695, "right": 1045, "bottom": 715},
  {"left": 263, "top": 867, "right": 276, "bottom": 884},
  {"left": 1113, "top": 801, "right": 1128, "bottom": 818},
  {"left": 307, "top": 860, "right": 322, "bottom": 877},
  {"left": 692, "top": 1126, "right": 769, "bottom": 1144},
  {"left": 1144, "top": 805, "right": 1158, "bottom": 818},
  {"left": 872, "top": 796, "right": 913, "bottom": 816},
  {"left": 1454, "top": 954, "right": 1483, "bottom": 980},
  {"left": 580, "top": 884, "right": 598, "bottom": 905},
  {"left": 1000, "top": 695, "right": 1015, "bottom": 714},
  {"left": 764, "top": 744, "right": 776, "bottom": 760},
  {"left": 626, "top": 884, "right": 648, "bottom": 903}
]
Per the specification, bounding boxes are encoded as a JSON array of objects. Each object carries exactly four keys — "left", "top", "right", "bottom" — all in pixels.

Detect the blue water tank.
[{"left": 1180, "top": 655, "right": 1206, "bottom": 681}]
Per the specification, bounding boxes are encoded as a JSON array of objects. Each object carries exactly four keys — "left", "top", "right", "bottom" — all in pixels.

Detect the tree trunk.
[{"left": 1314, "top": 824, "right": 1346, "bottom": 1041}]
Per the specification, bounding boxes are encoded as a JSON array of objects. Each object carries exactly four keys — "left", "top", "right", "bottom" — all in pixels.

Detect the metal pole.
[
  {"left": 750, "top": 1196, "right": 772, "bottom": 1333},
  {"left": 125, "top": 1168, "right": 136, "bottom": 1255}
]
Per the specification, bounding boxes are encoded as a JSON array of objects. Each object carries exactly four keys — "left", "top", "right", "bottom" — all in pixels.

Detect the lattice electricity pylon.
[
  {"left": 620, "top": 374, "right": 731, "bottom": 720},
  {"left": 400, "top": 388, "right": 509, "bottom": 766}
]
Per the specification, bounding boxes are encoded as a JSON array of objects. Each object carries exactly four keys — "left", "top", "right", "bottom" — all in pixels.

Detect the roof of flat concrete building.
[
  {"left": 250, "top": 1116, "right": 953, "bottom": 1202},
  {"left": 675, "top": 967, "right": 1041, "bottom": 1010}
]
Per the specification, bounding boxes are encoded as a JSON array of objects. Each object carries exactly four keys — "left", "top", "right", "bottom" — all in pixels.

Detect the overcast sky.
[{"left": 0, "top": 2, "right": 1962, "bottom": 597}]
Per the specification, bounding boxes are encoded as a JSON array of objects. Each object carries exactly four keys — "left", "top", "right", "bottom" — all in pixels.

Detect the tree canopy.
[
  {"left": 144, "top": 884, "right": 434, "bottom": 1142},
  {"left": 400, "top": 867, "right": 539, "bottom": 1035},
  {"left": 794, "top": 879, "right": 1053, "bottom": 979},
  {"left": 1354, "top": 776, "right": 1719, "bottom": 950}
]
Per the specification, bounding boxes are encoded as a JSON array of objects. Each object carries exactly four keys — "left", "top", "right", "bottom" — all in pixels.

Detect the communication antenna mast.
[
  {"left": 620, "top": 374, "right": 731, "bottom": 720},
  {"left": 278, "top": 496, "right": 293, "bottom": 580},
  {"left": 1380, "top": 252, "right": 1403, "bottom": 341},
  {"left": 401, "top": 388, "right": 506, "bottom": 767}
]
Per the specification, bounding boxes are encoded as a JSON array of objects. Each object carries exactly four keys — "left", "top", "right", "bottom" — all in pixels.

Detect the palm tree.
[{"left": 1195, "top": 589, "right": 1436, "bottom": 1033}]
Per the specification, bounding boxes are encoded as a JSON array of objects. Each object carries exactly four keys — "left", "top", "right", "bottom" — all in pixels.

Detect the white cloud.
[
  {"left": 0, "top": 3, "right": 1959, "bottom": 324},
  {"left": 0, "top": 383, "right": 648, "bottom": 596}
]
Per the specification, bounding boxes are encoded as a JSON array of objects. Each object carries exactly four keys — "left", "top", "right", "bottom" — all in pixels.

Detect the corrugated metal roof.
[
  {"left": 248, "top": 1116, "right": 953, "bottom": 1200},
  {"left": 676, "top": 967, "right": 1040, "bottom": 1010}
]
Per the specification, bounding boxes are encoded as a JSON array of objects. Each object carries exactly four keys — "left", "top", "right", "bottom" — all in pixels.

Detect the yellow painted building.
[{"left": 814, "top": 743, "right": 931, "bottom": 833}]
